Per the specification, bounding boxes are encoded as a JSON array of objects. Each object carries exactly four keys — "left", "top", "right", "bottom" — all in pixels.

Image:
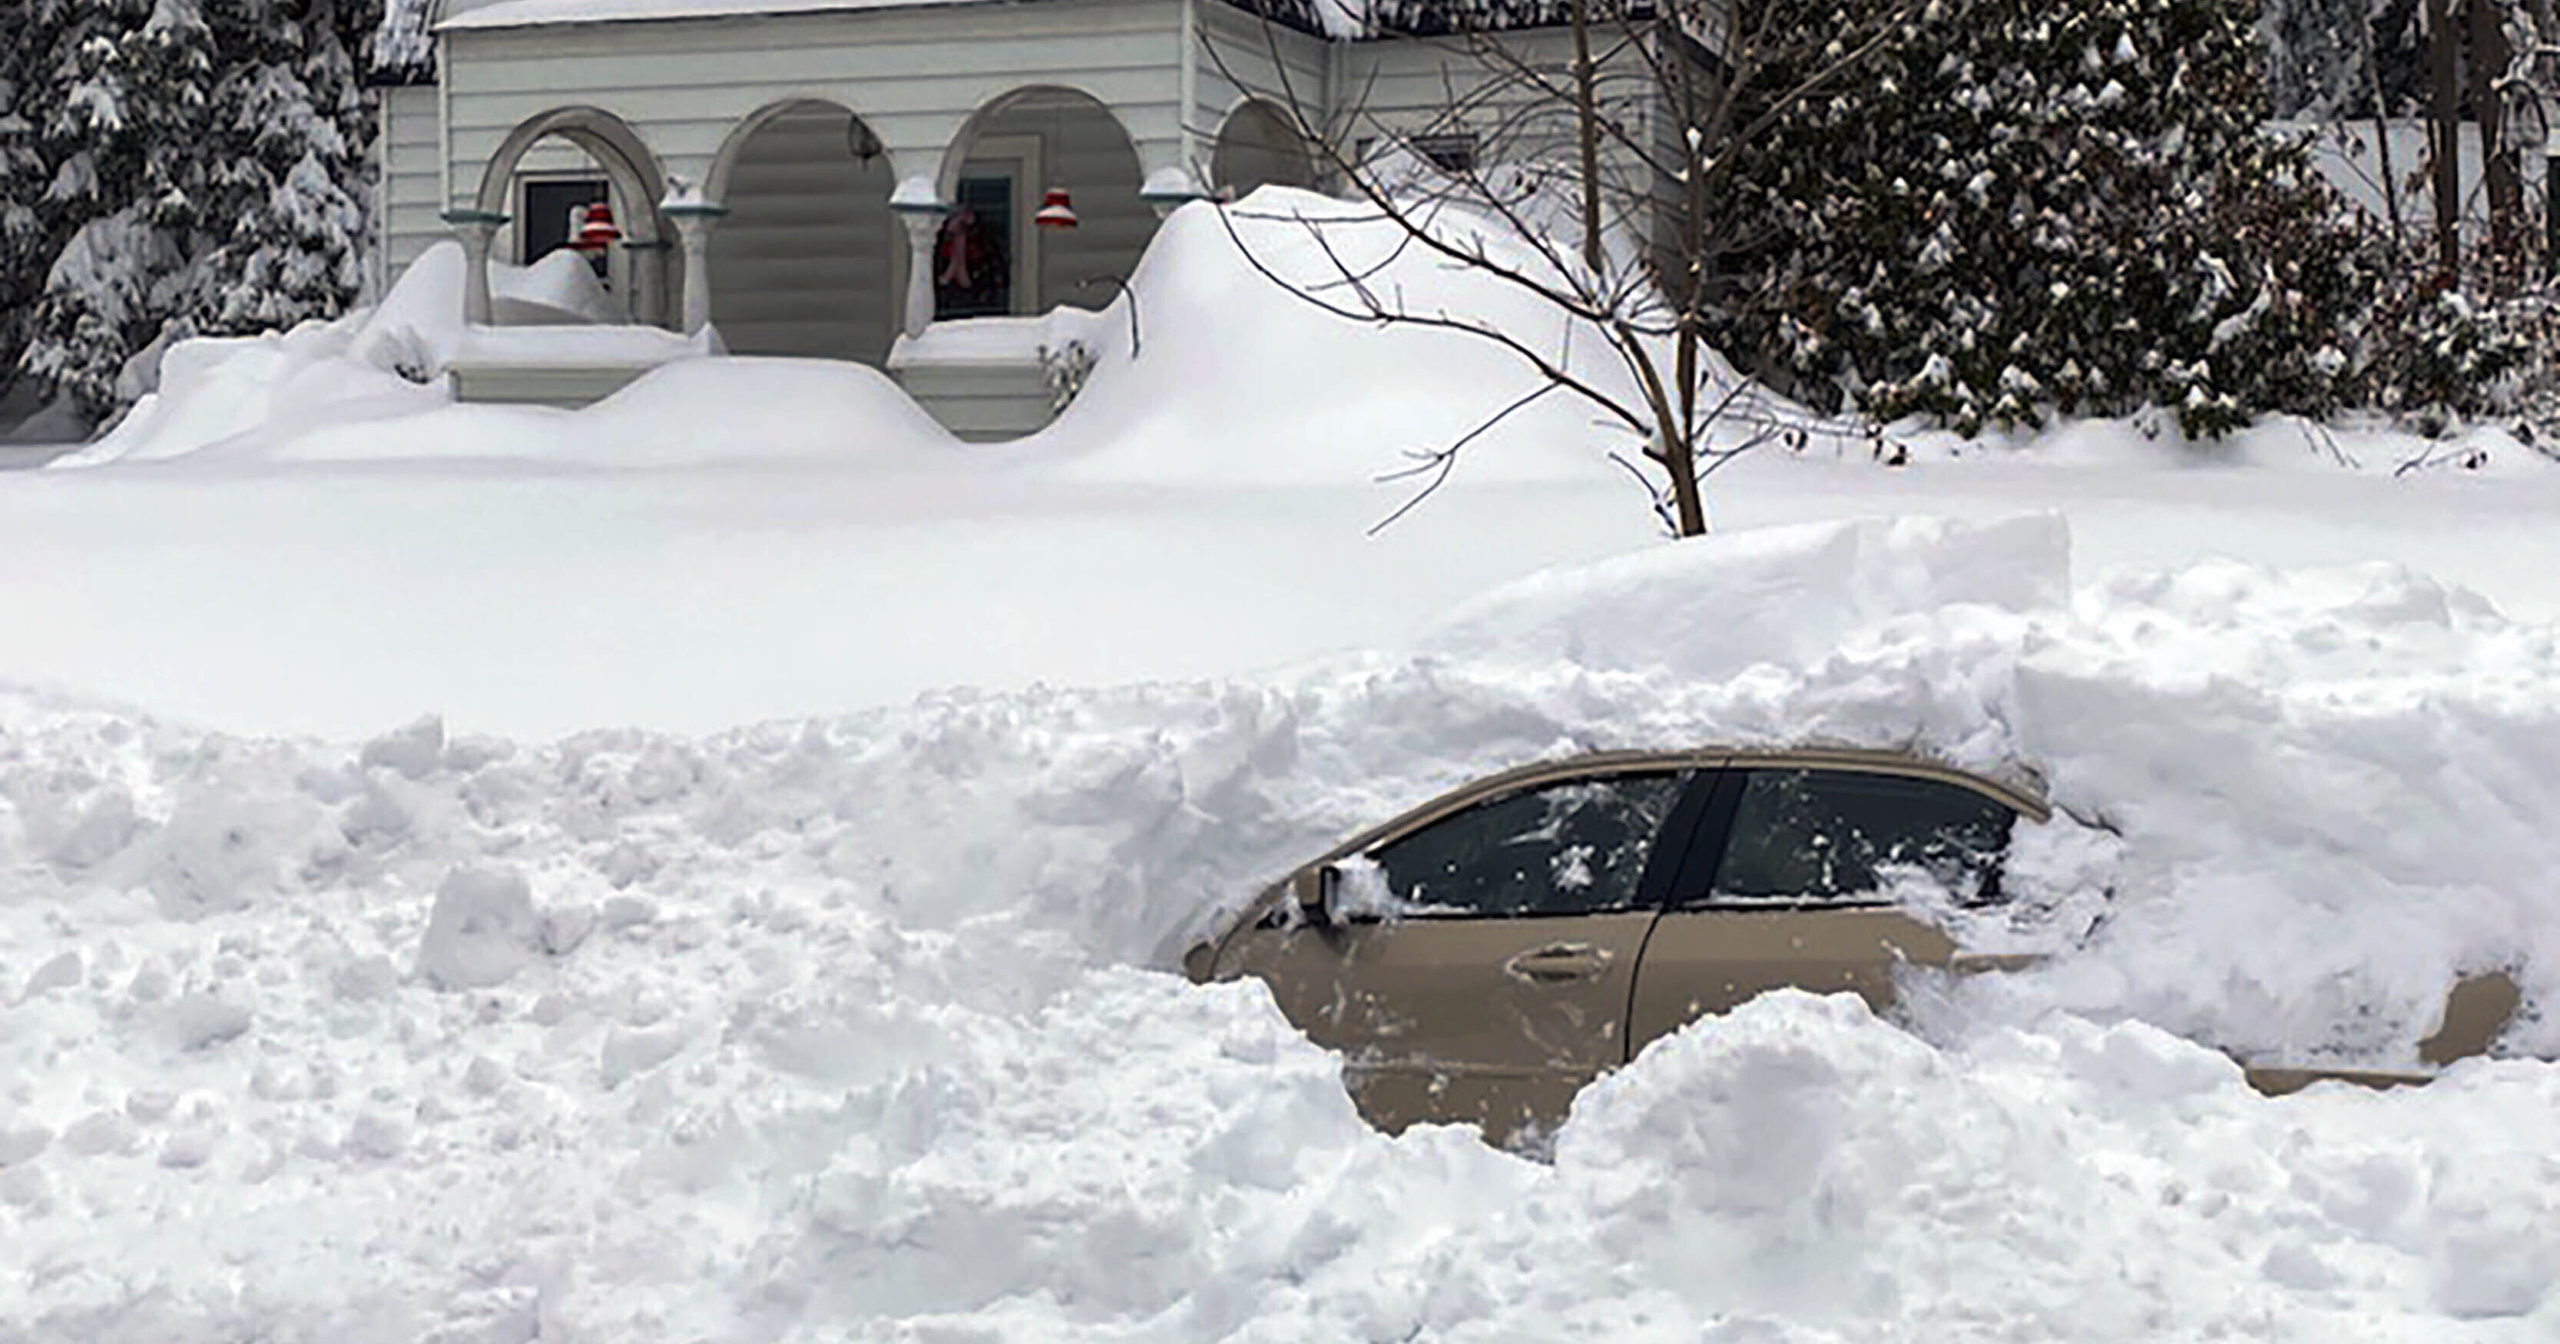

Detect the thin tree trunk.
[
  {"left": 1571, "top": 0, "right": 1606, "bottom": 274},
  {"left": 2431, "top": 0, "right": 2465, "bottom": 276},
  {"left": 1656, "top": 335, "right": 1707, "bottom": 536},
  {"left": 1676, "top": 17, "right": 1704, "bottom": 508},
  {"left": 2365, "top": 5, "right": 2406, "bottom": 252},
  {"left": 2473, "top": 0, "right": 2521, "bottom": 257}
]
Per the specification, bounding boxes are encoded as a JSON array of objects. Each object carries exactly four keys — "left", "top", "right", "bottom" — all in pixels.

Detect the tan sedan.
[{"left": 1184, "top": 748, "right": 2520, "bottom": 1147}]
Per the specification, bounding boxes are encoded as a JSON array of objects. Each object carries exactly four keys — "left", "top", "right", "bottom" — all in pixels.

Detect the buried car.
[{"left": 1183, "top": 747, "right": 2522, "bottom": 1146}]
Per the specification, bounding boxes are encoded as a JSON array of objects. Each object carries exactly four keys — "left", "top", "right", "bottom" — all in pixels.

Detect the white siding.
[
  {"left": 1186, "top": 14, "right": 1671, "bottom": 225},
  {"left": 1192, "top": 0, "right": 1328, "bottom": 154},
  {"left": 712, "top": 105, "right": 900, "bottom": 363},
  {"left": 890, "top": 361, "right": 1056, "bottom": 442},
  {"left": 440, "top": 0, "right": 1190, "bottom": 200},
  {"left": 381, "top": 85, "right": 447, "bottom": 282},
  {"left": 1340, "top": 29, "right": 1669, "bottom": 250}
]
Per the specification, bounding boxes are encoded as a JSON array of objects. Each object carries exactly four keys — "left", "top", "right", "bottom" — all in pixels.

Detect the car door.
[
  {"left": 1217, "top": 766, "right": 1705, "bottom": 1146},
  {"left": 1629, "top": 763, "right": 2023, "bottom": 1051}
]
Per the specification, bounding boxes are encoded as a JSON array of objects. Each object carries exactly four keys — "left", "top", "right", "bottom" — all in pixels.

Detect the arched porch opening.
[
  {"left": 471, "top": 107, "right": 675, "bottom": 328},
  {"left": 933, "top": 86, "right": 1150, "bottom": 320},
  {"left": 1212, "top": 99, "right": 1318, "bottom": 201},
  {"left": 705, "top": 99, "right": 900, "bottom": 364}
]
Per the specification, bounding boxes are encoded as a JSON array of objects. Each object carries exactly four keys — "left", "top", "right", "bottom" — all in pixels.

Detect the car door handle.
[{"left": 1503, "top": 942, "right": 1613, "bottom": 984}]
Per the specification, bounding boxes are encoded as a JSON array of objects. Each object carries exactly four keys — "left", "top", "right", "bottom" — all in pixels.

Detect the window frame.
[
  {"left": 1673, "top": 763, "right": 2026, "bottom": 912},
  {"left": 515, "top": 172, "right": 612, "bottom": 266},
  {"left": 1342, "top": 766, "right": 1716, "bottom": 922},
  {"left": 941, "top": 132, "right": 1043, "bottom": 319},
  {"left": 1209, "top": 748, "right": 2044, "bottom": 964}
]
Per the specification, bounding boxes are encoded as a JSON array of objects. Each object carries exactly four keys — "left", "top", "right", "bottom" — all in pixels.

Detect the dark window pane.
[
  {"left": 1372, "top": 772, "right": 1686, "bottom": 918},
  {"left": 520, "top": 178, "right": 609, "bottom": 264},
  {"left": 1410, "top": 133, "right": 1479, "bottom": 173},
  {"left": 1707, "top": 769, "right": 2015, "bottom": 907},
  {"left": 935, "top": 174, "right": 1014, "bottom": 319}
]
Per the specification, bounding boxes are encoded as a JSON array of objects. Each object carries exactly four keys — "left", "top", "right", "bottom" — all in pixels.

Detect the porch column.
[
  {"left": 440, "top": 207, "right": 509, "bottom": 326},
  {"left": 662, "top": 200, "right": 728, "bottom": 336},
  {"left": 890, "top": 179, "right": 948, "bottom": 340}
]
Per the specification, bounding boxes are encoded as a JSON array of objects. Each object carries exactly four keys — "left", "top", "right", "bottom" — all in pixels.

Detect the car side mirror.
[{"left": 1298, "top": 865, "right": 1340, "bottom": 926}]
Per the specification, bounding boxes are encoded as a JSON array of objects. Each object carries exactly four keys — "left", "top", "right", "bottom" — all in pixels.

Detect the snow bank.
[
  {"left": 3, "top": 514, "right": 2557, "bottom": 1339},
  {"left": 57, "top": 243, "right": 736, "bottom": 469},
  {"left": 243, "top": 357, "right": 957, "bottom": 466},
  {"left": 1023, "top": 192, "right": 1646, "bottom": 489}
]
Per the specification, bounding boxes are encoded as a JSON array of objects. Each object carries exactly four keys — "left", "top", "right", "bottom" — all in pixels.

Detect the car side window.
[
  {"left": 1368, "top": 772, "right": 1688, "bottom": 918},
  {"left": 1706, "top": 768, "right": 2016, "bottom": 906}
]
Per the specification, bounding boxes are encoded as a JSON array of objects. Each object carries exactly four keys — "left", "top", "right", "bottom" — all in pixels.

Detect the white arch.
[
  {"left": 1209, "top": 96, "right": 1319, "bottom": 197},
  {"left": 470, "top": 106, "right": 676, "bottom": 327},
  {"left": 706, "top": 95, "right": 895, "bottom": 204},
  {"left": 933, "top": 82, "right": 1141, "bottom": 201}
]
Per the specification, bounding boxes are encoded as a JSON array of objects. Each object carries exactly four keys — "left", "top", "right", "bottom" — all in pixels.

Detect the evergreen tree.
[
  {"left": 18, "top": 0, "right": 216, "bottom": 418},
  {"left": 186, "top": 0, "right": 372, "bottom": 333},
  {"left": 11, "top": 0, "right": 382, "bottom": 420},
  {"left": 1710, "top": 0, "right": 2389, "bottom": 437},
  {"left": 2262, "top": 0, "right": 2425, "bottom": 119},
  {"left": 0, "top": 66, "right": 54, "bottom": 385}
]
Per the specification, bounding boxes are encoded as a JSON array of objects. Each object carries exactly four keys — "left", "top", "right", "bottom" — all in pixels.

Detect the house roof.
[
  {"left": 436, "top": 0, "right": 1578, "bottom": 36},
  {"left": 439, "top": 0, "right": 1038, "bottom": 31}
]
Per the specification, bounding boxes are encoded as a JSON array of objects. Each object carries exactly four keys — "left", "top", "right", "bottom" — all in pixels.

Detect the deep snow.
[
  {"left": 5, "top": 187, "right": 2560, "bottom": 1341},
  {"left": 4, "top": 514, "right": 2560, "bottom": 1342},
  {"left": 14, "top": 198, "right": 2560, "bottom": 740}
]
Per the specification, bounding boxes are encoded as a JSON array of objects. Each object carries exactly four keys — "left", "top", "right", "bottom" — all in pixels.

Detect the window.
[
  {"left": 1370, "top": 773, "right": 1687, "bottom": 918},
  {"left": 1409, "top": 133, "right": 1479, "bottom": 174},
  {"left": 519, "top": 177, "right": 609, "bottom": 265},
  {"left": 1706, "top": 769, "right": 2016, "bottom": 907},
  {"left": 935, "top": 171, "right": 1017, "bottom": 319}
]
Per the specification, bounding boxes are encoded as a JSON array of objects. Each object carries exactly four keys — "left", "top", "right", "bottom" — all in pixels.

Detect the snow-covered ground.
[{"left": 5, "top": 193, "right": 2559, "bottom": 1340}]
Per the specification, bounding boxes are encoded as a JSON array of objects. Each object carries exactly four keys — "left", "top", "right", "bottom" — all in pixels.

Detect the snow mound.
[
  {"left": 3, "top": 514, "right": 2559, "bottom": 1339},
  {"left": 995, "top": 192, "right": 1658, "bottom": 488},
  {"left": 245, "top": 357, "right": 958, "bottom": 466},
  {"left": 1426, "top": 512, "right": 2069, "bottom": 679}
]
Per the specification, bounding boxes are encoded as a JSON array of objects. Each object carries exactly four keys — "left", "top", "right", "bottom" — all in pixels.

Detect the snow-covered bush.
[{"left": 1711, "top": 0, "right": 2388, "bottom": 438}]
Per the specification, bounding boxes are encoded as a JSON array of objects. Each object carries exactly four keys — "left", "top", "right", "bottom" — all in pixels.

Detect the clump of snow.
[
  {"left": 357, "top": 713, "right": 446, "bottom": 780},
  {"left": 488, "top": 247, "right": 624, "bottom": 326},
  {"left": 416, "top": 865, "right": 543, "bottom": 990}
]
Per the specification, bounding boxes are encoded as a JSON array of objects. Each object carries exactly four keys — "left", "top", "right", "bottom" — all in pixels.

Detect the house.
[{"left": 380, "top": 0, "right": 1711, "bottom": 439}]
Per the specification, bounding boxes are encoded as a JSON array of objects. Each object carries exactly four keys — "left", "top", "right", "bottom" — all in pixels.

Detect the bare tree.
[{"left": 1199, "top": 0, "right": 1930, "bottom": 537}]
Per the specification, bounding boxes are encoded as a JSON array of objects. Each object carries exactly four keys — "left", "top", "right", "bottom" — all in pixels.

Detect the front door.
[
  {"left": 1629, "top": 765, "right": 2021, "bottom": 1050},
  {"left": 1218, "top": 770, "right": 1695, "bottom": 1147}
]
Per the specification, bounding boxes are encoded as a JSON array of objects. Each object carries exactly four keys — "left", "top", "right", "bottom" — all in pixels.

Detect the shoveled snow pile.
[{"left": 4, "top": 515, "right": 2556, "bottom": 1340}]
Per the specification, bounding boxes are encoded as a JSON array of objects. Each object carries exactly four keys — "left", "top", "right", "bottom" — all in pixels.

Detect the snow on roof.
[
  {"left": 434, "top": 0, "right": 1567, "bottom": 37},
  {"left": 438, "top": 0, "right": 1012, "bottom": 30}
]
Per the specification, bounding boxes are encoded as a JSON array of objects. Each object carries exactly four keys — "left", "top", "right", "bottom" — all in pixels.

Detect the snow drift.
[{"left": 3, "top": 514, "right": 2557, "bottom": 1341}]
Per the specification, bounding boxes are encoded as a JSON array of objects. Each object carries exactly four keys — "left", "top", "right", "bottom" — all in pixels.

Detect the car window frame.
[
  {"left": 1203, "top": 749, "right": 2046, "bottom": 968},
  {"left": 1672, "top": 762, "right": 2029, "bottom": 912},
  {"left": 1340, "top": 765, "right": 1721, "bottom": 923}
]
